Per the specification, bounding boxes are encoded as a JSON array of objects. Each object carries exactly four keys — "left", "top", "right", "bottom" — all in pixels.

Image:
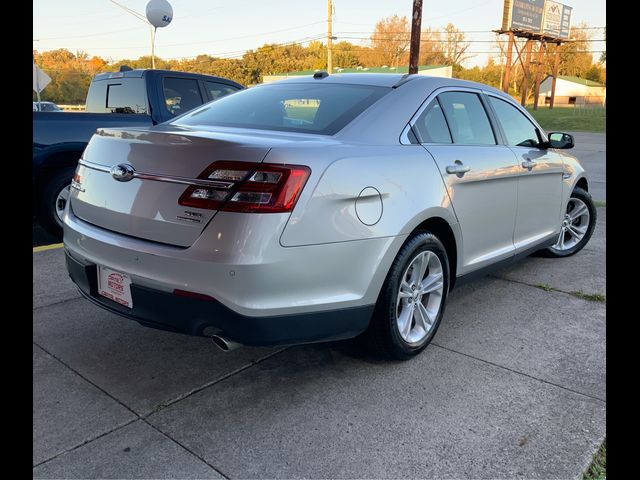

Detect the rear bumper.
[{"left": 66, "top": 251, "right": 374, "bottom": 346}]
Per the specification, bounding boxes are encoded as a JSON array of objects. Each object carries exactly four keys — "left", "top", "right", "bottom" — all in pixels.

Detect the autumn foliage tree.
[
  {"left": 368, "top": 15, "right": 411, "bottom": 67},
  {"left": 33, "top": 17, "right": 603, "bottom": 106}
]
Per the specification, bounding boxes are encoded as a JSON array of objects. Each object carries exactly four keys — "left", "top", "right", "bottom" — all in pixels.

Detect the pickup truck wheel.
[
  {"left": 365, "top": 232, "right": 449, "bottom": 360},
  {"left": 37, "top": 168, "right": 75, "bottom": 238}
]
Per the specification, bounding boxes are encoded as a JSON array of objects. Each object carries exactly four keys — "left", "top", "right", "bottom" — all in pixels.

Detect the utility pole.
[
  {"left": 549, "top": 43, "right": 561, "bottom": 109},
  {"left": 532, "top": 41, "right": 545, "bottom": 110},
  {"left": 408, "top": 0, "right": 423, "bottom": 74},
  {"left": 502, "top": 32, "right": 514, "bottom": 93},
  {"left": 520, "top": 39, "right": 532, "bottom": 107},
  {"left": 327, "top": 0, "right": 333, "bottom": 74}
]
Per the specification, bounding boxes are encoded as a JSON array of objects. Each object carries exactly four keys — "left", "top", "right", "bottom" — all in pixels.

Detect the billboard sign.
[
  {"left": 502, "top": 0, "right": 545, "bottom": 33},
  {"left": 542, "top": 0, "right": 572, "bottom": 39}
]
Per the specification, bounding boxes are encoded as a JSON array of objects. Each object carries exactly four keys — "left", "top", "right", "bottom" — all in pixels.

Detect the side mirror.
[{"left": 547, "top": 132, "right": 575, "bottom": 149}]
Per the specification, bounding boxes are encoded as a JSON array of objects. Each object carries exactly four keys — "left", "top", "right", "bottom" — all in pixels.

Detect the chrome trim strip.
[
  {"left": 78, "top": 159, "right": 111, "bottom": 173},
  {"left": 400, "top": 86, "right": 485, "bottom": 145},
  {"left": 78, "top": 159, "right": 234, "bottom": 189}
]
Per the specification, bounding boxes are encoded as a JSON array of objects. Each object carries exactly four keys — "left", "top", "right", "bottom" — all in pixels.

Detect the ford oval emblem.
[{"left": 110, "top": 164, "right": 135, "bottom": 182}]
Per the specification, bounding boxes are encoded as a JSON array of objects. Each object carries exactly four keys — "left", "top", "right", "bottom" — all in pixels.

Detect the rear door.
[
  {"left": 413, "top": 89, "right": 520, "bottom": 274},
  {"left": 486, "top": 94, "right": 564, "bottom": 251}
]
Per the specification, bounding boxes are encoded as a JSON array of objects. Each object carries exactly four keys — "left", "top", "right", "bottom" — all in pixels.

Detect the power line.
[
  {"left": 335, "top": 26, "right": 605, "bottom": 34},
  {"left": 338, "top": 36, "right": 605, "bottom": 43}
]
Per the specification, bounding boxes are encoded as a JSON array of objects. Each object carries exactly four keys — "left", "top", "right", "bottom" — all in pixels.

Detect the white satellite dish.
[{"left": 145, "top": 0, "right": 173, "bottom": 28}]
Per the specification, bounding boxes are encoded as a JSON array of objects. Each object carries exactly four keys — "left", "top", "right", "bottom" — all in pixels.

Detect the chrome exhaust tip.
[{"left": 210, "top": 334, "right": 243, "bottom": 352}]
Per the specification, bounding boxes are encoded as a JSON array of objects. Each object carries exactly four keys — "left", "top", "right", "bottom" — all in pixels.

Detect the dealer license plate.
[{"left": 97, "top": 265, "right": 133, "bottom": 309}]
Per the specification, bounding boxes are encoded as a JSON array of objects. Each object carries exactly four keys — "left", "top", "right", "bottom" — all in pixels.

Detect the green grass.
[
  {"left": 535, "top": 284, "right": 605, "bottom": 303},
  {"left": 527, "top": 106, "right": 606, "bottom": 133},
  {"left": 594, "top": 201, "right": 606, "bottom": 208},
  {"left": 583, "top": 439, "right": 606, "bottom": 480},
  {"left": 536, "top": 283, "right": 557, "bottom": 292},
  {"left": 571, "top": 291, "right": 606, "bottom": 303}
]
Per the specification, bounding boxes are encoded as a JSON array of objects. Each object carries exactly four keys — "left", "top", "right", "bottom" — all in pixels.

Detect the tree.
[
  {"left": 600, "top": 28, "right": 606, "bottom": 63},
  {"left": 419, "top": 28, "right": 446, "bottom": 65},
  {"left": 369, "top": 15, "right": 411, "bottom": 67},
  {"left": 333, "top": 41, "right": 360, "bottom": 68},
  {"left": 546, "top": 22, "right": 594, "bottom": 77},
  {"left": 585, "top": 64, "right": 604, "bottom": 84},
  {"left": 442, "top": 23, "right": 471, "bottom": 67}
]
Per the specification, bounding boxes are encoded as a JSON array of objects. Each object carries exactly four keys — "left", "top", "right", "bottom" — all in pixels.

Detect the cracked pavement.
[{"left": 33, "top": 133, "right": 605, "bottom": 479}]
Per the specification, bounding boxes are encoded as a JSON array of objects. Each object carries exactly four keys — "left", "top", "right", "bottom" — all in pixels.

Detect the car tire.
[
  {"left": 539, "top": 187, "right": 596, "bottom": 258},
  {"left": 37, "top": 167, "right": 75, "bottom": 239},
  {"left": 365, "top": 232, "right": 450, "bottom": 360}
]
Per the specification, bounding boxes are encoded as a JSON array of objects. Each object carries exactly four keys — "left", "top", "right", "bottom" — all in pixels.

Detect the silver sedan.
[{"left": 63, "top": 73, "right": 595, "bottom": 359}]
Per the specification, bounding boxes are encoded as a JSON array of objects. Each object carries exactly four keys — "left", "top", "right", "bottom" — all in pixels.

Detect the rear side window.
[
  {"left": 87, "top": 78, "right": 147, "bottom": 114},
  {"left": 206, "top": 81, "right": 240, "bottom": 101},
  {"left": 413, "top": 100, "right": 452, "bottom": 144},
  {"left": 173, "top": 83, "right": 390, "bottom": 135},
  {"left": 163, "top": 77, "right": 204, "bottom": 117},
  {"left": 488, "top": 96, "right": 540, "bottom": 147},
  {"left": 437, "top": 91, "right": 495, "bottom": 145}
]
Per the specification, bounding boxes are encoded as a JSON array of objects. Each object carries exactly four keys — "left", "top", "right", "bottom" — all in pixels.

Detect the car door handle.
[
  {"left": 446, "top": 164, "right": 471, "bottom": 175},
  {"left": 521, "top": 160, "right": 536, "bottom": 170}
]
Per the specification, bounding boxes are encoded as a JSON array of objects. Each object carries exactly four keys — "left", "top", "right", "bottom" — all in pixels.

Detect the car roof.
[
  {"left": 92, "top": 69, "right": 244, "bottom": 88},
  {"left": 264, "top": 73, "right": 511, "bottom": 98}
]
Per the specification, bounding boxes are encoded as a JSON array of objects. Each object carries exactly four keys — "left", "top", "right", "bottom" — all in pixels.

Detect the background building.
[
  {"left": 539, "top": 75, "right": 606, "bottom": 106},
  {"left": 263, "top": 65, "right": 453, "bottom": 83}
]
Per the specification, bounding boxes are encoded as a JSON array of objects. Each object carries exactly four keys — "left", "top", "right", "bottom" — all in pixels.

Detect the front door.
[
  {"left": 486, "top": 95, "right": 564, "bottom": 251},
  {"left": 413, "top": 90, "right": 520, "bottom": 274}
]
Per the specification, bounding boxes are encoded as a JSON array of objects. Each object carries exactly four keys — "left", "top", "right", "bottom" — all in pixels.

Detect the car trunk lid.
[{"left": 70, "top": 126, "right": 275, "bottom": 247}]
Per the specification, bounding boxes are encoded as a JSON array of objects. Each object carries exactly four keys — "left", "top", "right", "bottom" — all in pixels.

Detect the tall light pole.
[
  {"left": 108, "top": 0, "right": 173, "bottom": 69},
  {"left": 327, "top": 0, "right": 333, "bottom": 74}
]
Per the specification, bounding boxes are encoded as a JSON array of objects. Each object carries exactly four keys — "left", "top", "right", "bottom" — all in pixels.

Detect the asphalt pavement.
[{"left": 33, "top": 132, "right": 606, "bottom": 479}]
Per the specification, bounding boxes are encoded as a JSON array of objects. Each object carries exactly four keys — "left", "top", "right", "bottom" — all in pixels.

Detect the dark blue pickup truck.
[{"left": 33, "top": 67, "right": 244, "bottom": 237}]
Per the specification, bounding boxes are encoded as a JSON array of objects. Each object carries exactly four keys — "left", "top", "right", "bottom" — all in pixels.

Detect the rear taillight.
[
  {"left": 71, "top": 171, "right": 83, "bottom": 191},
  {"left": 179, "top": 161, "right": 311, "bottom": 213}
]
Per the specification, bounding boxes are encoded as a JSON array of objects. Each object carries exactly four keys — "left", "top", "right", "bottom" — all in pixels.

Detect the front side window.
[
  {"left": 437, "top": 91, "right": 495, "bottom": 145},
  {"left": 163, "top": 77, "right": 204, "bottom": 117},
  {"left": 413, "top": 100, "right": 452, "bottom": 144},
  {"left": 489, "top": 96, "right": 540, "bottom": 147},
  {"left": 173, "top": 83, "right": 390, "bottom": 135}
]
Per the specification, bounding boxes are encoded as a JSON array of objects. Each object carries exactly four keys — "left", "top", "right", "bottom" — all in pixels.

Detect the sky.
[{"left": 33, "top": 0, "right": 606, "bottom": 68}]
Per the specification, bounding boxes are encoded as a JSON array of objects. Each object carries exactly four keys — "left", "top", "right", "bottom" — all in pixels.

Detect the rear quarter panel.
[{"left": 274, "top": 144, "right": 457, "bottom": 246}]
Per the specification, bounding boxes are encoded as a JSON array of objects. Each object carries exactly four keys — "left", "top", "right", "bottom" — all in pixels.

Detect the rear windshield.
[
  {"left": 172, "top": 83, "right": 389, "bottom": 135},
  {"left": 86, "top": 78, "right": 148, "bottom": 114}
]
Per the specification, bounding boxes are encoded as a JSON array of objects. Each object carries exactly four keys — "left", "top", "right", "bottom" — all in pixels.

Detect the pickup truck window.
[
  {"left": 87, "top": 78, "right": 147, "bottom": 114},
  {"left": 206, "top": 81, "right": 240, "bottom": 101},
  {"left": 163, "top": 77, "right": 203, "bottom": 117}
]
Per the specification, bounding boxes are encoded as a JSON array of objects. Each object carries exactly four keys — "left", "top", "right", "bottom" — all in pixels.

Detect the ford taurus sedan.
[{"left": 63, "top": 73, "right": 595, "bottom": 359}]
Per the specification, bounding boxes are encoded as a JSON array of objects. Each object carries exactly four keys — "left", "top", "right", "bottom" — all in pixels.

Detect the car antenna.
[
  {"left": 392, "top": 73, "right": 413, "bottom": 89},
  {"left": 119, "top": 65, "right": 133, "bottom": 72},
  {"left": 313, "top": 71, "right": 329, "bottom": 79}
]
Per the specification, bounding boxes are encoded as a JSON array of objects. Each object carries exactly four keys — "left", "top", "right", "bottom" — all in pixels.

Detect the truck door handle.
[
  {"left": 446, "top": 164, "right": 471, "bottom": 176},
  {"left": 521, "top": 159, "right": 536, "bottom": 170}
]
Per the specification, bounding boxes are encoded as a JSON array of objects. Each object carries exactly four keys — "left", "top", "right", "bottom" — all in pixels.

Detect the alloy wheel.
[
  {"left": 552, "top": 198, "right": 590, "bottom": 251},
  {"left": 395, "top": 250, "right": 444, "bottom": 345}
]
